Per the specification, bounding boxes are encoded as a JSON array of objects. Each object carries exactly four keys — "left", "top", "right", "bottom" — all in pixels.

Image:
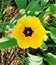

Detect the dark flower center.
[{"left": 23, "top": 27, "right": 34, "bottom": 37}]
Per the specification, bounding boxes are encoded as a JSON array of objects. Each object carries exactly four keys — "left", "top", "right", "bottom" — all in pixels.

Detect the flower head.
[{"left": 12, "top": 16, "right": 46, "bottom": 49}]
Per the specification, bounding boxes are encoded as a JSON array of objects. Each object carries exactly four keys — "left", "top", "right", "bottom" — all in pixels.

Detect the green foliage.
[
  {"left": 0, "top": 0, "right": 4, "bottom": 20},
  {"left": 15, "top": 0, "right": 27, "bottom": 9},
  {"left": 40, "top": 42, "right": 48, "bottom": 51},
  {"left": 25, "top": 0, "right": 49, "bottom": 15},
  {"left": 0, "top": 21, "right": 14, "bottom": 33},
  {"left": 49, "top": 27, "right": 56, "bottom": 44},
  {"left": 7, "top": 0, "right": 12, "bottom": 6},
  {"left": 45, "top": 53, "right": 56, "bottom": 65},
  {"left": 46, "top": 4, "right": 56, "bottom": 17},
  {"left": 25, "top": 53, "right": 44, "bottom": 65},
  {"left": 0, "top": 36, "right": 17, "bottom": 49}
]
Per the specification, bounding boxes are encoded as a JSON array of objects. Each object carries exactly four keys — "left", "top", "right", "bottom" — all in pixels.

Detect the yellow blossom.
[{"left": 12, "top": 16, "right": 46, "bottom": 49}]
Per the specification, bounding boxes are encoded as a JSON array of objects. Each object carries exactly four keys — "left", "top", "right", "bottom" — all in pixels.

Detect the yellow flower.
[{"left": 12, "top": 16, "right": 46, "bottom": 49}]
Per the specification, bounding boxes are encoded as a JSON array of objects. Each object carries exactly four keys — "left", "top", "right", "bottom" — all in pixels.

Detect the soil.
[{"left": 0, "top": 47, "right": 26, "bottom": 65}]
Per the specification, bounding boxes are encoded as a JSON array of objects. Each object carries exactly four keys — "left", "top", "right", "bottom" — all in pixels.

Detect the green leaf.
[
  {"left": 0, "top": 12, "right": 3, "bottom": 19},
  {"left": 49, "top": 27, "right": 56, "bottom": 44},
  {"left": 0, "top": 22, "right": 10, "bottom": 28},
  {"left": 46, "top": 4, "right": 56, "bottom": 17},
  {"left": 47, "top": 44, "right": 56, "bottom": 47},
  {"left": 15, "top": 0, "right": 27, "bottom": 9},
  {"left": 25, "top": 53, "right": 44, "bottom": 65},
  {"left": 50, "top": 17, "right": 56, "bottom": 27},
  {"left": 25, "top": 0, "right": 35, "bottom": 12},
  {"left": 0, "top": 21, "right": 14, "bottom": 32},
  {"left": 28, "top": 0, "right": 32, "bottom": 3},
  {"left": 40, "top": 42, "right": 48, "bottom": 51},
  {"left": 41, "top": 0, "right": 49, "bottom": 9},
  {"left": 0, "top": 36, "right": 18, "bottom": 49},
  {"left": 45, "top": 53, "right": 56, "bottom": 65},
  {"left": 7, "top": 0, "right": 12, "bottom": 6},
  {"left": 26, "top": 0, "right": 49, "bottom": 15},
  {"left": 25, "top": 57, "right": 30, "bottom": 65},
  {"left": 26, "top": 0, "right": 42, "bottom": 13},
  {"left": 0, "top": 28, "right": 4, "bottom": 33},
  {"left": 0, "top": 22, "right": 7, "bottom": 32},
  {"left": 0, "top": 0, "right": 4, "bottom": 12},
  {"left": 38, "top": 11, "right": 46, "bottom": 21}
]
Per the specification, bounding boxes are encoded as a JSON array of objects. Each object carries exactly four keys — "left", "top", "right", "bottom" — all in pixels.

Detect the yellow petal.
[
  {"left": 12, "top": 16, "right": 46, "bottom": 49},
  {"left": 30, "top": 40, "right": 42, "bottom": 49}
]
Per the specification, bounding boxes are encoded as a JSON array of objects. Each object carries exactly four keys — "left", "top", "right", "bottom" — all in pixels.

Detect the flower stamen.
[{"left": 23, "top": 27, "right": 34, "bottom": 37}]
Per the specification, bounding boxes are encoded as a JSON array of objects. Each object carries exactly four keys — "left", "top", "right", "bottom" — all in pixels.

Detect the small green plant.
[{"left": 0, "top": 0, "right": 56, "bottom": 65}]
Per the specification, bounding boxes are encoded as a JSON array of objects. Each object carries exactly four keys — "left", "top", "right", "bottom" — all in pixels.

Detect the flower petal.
[{"left": 12, "top": 16, "right": 46, "bottom": 49}]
